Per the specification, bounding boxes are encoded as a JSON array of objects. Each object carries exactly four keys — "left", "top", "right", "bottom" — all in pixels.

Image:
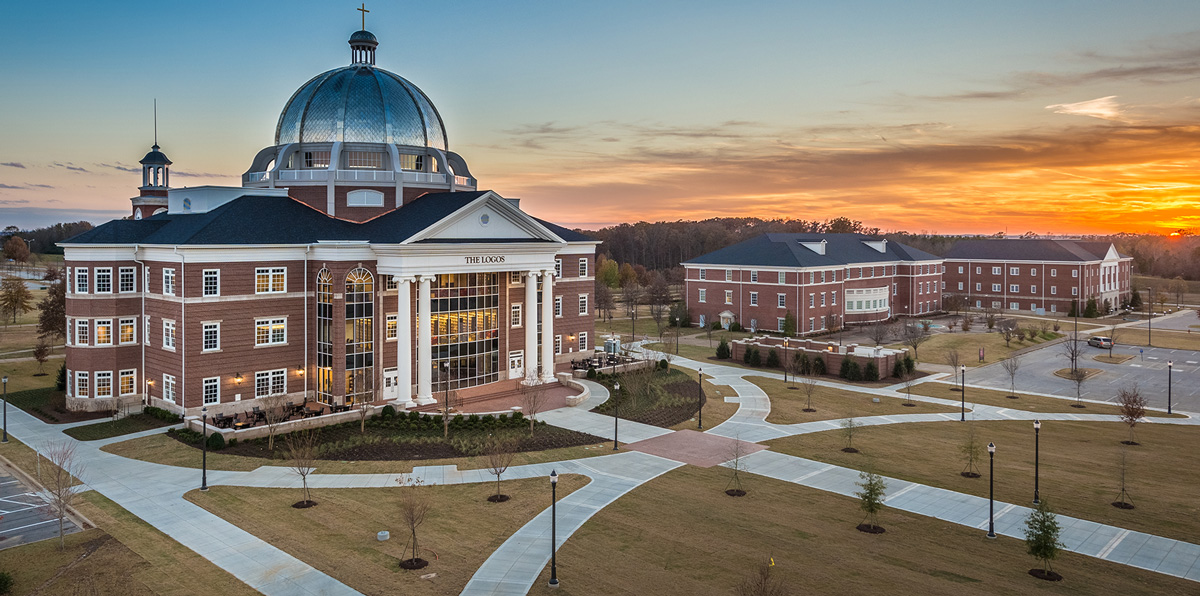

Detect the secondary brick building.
[
  {"left": 943, "top": 239, "right": 1133, "bottom": 315},
  {"left": 682, "top": 234, "right": 944, "bottom": 334},
  {"left": 59, "top": 27, "right": 598, "bottom": 415}
]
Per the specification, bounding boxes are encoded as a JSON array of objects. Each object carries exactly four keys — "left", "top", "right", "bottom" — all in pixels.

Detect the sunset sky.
[{"left": 2, "top": 1, "right": 1200, "bottom": 235}]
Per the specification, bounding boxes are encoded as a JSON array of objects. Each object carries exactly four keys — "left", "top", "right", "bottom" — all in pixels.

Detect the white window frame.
[
  {"left": 1030, "top": 268, "right": 1037, "bottom": 276},
  {"left": 511, "top": 303, "right": 523, "bottom": 327},
  {"left": 992, "top": 267, "right": 1001, "bottom": 275},
  {"left": 992, "top": 284, "right": 1001, "bottom": 292},
  {"left": 1031, "top": 285, "right": 1037, "bottom": 294},
  {"left": 975, "top": 267, "right": 982, "bottom": 274},
  {"left": 808, "top": 293, "right": 814, "bottom": 307},
  {"left": 1072, "top": 269, "right": 1079, "bottom": 278},
  {"left": 254, "top": 317, "right": 287, "bottom": 346},
  {"left": 163, "top": 268, "right": 175, "bottom": 296},
  {"left": 76, "top": 371, "right": 89, "bottom": 398},
  {"left": 346, "top": 189, "right": 384, "bottom": 206},
  {"left": 749, "top": 292, "right": 758, "bottom": 306},
  {"left": 119, "top": 267, "right": 136, "bottom": 293},
  {"left": 75, "top": 267, "right": 89, "bottom": 294},
  {"left": 579, "top": 332, "right": 589, "bottom": 351},
  {"left": 1009, "top": 284, "right": 1019, "bottom": 293},
  {"left": 163, "top": 373, "right": 176, "bottom": 402},
  {"left": 724, "top": 290, "right": 733, "bottom": 305},
  {"left": 202, "top": 322, "right": 220, "bottom": 352},
  {"left": 95, "top": 319, "right": 113, "bottom": 346},
  {"left": 725, "top": 270, "right": 733, "bottom": 282},
  {"left": 144, "top": 267, "right": 150, "bottom": 294},
  {"left": 119, "top": 369, "right": 136, "bottom": 396},
  {"left": 255, "top": 368, "right": 287, "bottom": 398},
  {"left": 1071, "top": 287, "right": 1078, "bottom": 296},
  {"left": 578, "top": 257, "right": 589, "bottom": 278},
  {"left": 777, "top": 293, "right": 785, "bottom": 308},
  {"left": 820, "top": 292, "right": 826, "bottom": 307},
  {"left": 203, "top": 377, "right": 220, "bottom": 405},
  {"left": 958, "top": 282, "right": 964, "bottom": 291},
  {"left": 554, "top": 296, "right": 563, "bottom": 317},
  {"left": 255, "top": 267, "right": 286, "bottom": 294},
  {"left": 777, "top": 317, "right": 785, "bottom": 330},
  {"left": 95, "top": 371, "right": 113, "bottom": 398},
  {"left": 203, "top": 269, "right": 220, "bottom": 296},
  {"left": 698, "top": 269, "right": 706, "bottom": 281},
  {"left": 975, "top": 282, "right": 982, "bottom": 291},
  {"left": 957, "top": 266, "right": 964, "bottom": 274},
  {"left": 1051, "top": 269, "right": 1057, "bottom": 277},
  {"left": 1051, "top": 286, "right": 1057, "bottom": 295},
  {"left": 832, "top": 291, "right": 837, "bottom": 305},
  {"left": 94, "top": 267, "right": 112, "bottom": 294},
  {"left": 750, "top": 270, "right": 758, "bottom": 283},
  {"left": 579, "top": 293, "right": 589, "bottom": 315},
  {"left": 162, "top": 319, "right": 176, "bottom": 350},
  {"left": 698, "top": 289, "right": 707, "bottom": 303},
  {"left": 119, "top": 317, "right": 136, "bottom": 344},
  {"left": 1010, "top": 267, "right": 1020, "bottom": 276},
  {"left": 555, "top": 259, "right": 562, "bottom": 278},
  {"left": 555, "top": 335, "right": 562, "bottom": 355},
  {"left": 144, "top": 315, "right": 151, "bottom": 346},
  {"left": 778, "top": 271, "right": 786, "bottom": 284},
  {"left": 510, "top": 271, "right": 523, "bottom": 285},
  {"left": 386, "top": 314, "right": 398, "bottom": 339}
]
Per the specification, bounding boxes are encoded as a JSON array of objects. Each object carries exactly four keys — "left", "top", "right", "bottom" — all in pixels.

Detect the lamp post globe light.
[
  {"left": 1167, "top": 361, "right": 1173, "bottom": 415},
  {"left": 697, "top": 367, "right": 704, "bottom": 430},
  {"left": 987, "top": 442, "right": 996, "bottom": 539},
  {"left": 1033, "top": 421, "right": 1041, "bottom": 505},
  {"left": 959, "top": 365, "right": 966, "bottom": 421},
  {"left": 2, "top": 375, "right": 8, "bottom": 444},
  {"left": 200, "top": 406, "right": 209, "bottom": 492},
  {"left": 612, "top": 382, "right": 620, "bottom": 451},
  {"left": 549, "top": 470, "right": 559, "bottom": 588}
]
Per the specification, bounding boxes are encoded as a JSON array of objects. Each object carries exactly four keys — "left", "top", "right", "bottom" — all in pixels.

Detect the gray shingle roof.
[
  {"left": 683, "top": 233, "right": 940, "bottom": 268},
  {"left": 945, "top": 239, "right": 1125, "bottom": 262}
]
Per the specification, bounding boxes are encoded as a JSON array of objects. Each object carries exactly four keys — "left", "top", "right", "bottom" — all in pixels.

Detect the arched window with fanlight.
[
  {"left": 315, "top": 269, "right": 334, "bottom": 404},
  {"left": 345, "top": 268, "right": 375, "bottom": 404}
]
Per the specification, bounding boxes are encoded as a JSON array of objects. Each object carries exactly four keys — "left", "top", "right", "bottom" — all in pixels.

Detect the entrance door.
[
  {"left": 383, "top": 367, "right": 398, "bottom": 400},
  {"left": 508, "top": 351, "right": 524, "bottom": 380}
]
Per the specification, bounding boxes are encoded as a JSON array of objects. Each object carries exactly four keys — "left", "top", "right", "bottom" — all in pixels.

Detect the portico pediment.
[{"left": 405, "top": 191, "right": 564, "bottom": 244}]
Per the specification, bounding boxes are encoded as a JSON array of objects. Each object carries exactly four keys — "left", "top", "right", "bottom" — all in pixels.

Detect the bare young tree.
[
  {"left": 1037, "top": 319, "right": 1051, "bottom": 338},
  {"left": 43, "top": 441, "right": 85, "bottom": 549},
  {"left": 944, "top": 349, "right": 961, "bottom": 391},
  {"left": 594, "top": 283, "right": 615, "bottom": 323},
  {"left": 1117, "top": 384, "right": 1147, "bottom": 446},
  {"left": 998, "top": 318, "right": 1018, "bottom": 347},
  {"left": 736, "top": 557, "right": 788, "bottom": 596},
  {"left": 725, "top": 434, "right": 747, "bottom": 496},
  {"left": 1113, "top": 446, "right": 1134, "bottom": 509},
  {"left": 960, "top": 315, "right": 973, "bottom": 332},
  {"left": 357, "top": 399, "right": 372, "bottom": 434},
  {"left": 1001, "top": 355, "right": 1021, "bottom": 398},
  {"left": 798, "top": 372, "right": 818, "bottom": 412},
  {"left": 840, "top": 415, "right": 862, "bottom": 453},
  {"left": 960, "top": 420, "right": 983, "bottom": 478},
  {"left": 900, "top": 322, "right": 930, "bottom": 361},
  {"left": 398, "top": 477, "right": 433, "bottom": 568},
  {"left": 519, "top": 371, "right": 551, "bottom": 436},
  {"left": 260, "top": 393, "right": 290, "bottom": 451},
  {"left": 866, "top": 321, "right": 893, "bottom": 346},
  {"left": 900, "top": 370, "right": 916, "bottom": 406},
  {"left": 621, "top": 282, "right": 643, "bottom": 340},
  {"left": 1060, "top": 335, "right": 1084, "bottom": 374},
  {"left": 285, "top": 428, "right": 320, "bottom": 507},
  {"left": 1068, "top": 368, "right": 1089, "bottom": 408},
  {"left": 485, "top": 436, "right": 517, "bottom": 503},
  {"left": 32, "top": 340, "right": 50, "bottom": 375}
]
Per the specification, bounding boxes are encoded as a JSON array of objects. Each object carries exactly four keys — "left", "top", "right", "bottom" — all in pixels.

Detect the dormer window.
[
  {"left": 292, "top": 151, "right": 330, "bottom": 169},
  {"left": 398, "top": 154, "right": 426, "bottom": 171},
  {"left": 344, "top": 151, "right": 384, "bottom": 169}
]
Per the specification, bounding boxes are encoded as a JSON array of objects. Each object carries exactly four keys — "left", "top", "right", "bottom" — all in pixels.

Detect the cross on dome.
[{"left": 357, "top": 3, "right": 369, "bottom": 29}]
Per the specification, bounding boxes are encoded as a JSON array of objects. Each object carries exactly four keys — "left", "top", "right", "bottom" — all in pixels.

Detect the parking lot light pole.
[
  {"left": 1167, "top": 361, "right": 1173, "bottom": 415},
  {"left": 697, "top": 368, "right": 704, "bottom": 430},
  {"left": 1147, "top": 286, "right": 1153, "bottom": 347},
  {"left": 1033, "top": 421, "right": 1041, "bottom": 505},
  {"left": 2, "top": 376, "right": 8, "bottom": 444},
  {"left": 987, "top": 442, "right": 996, "bottom": 539},
  {"left": 549, "top": 470, "right": 559, "bottom": 588},
  {"left": 200, "top": 406, "right": 209, "bottom": 492},
  {"left": 959, "top": 365, "right": 966, "bottom": 421},
  {"left": 612, "top": 382, "right": 620, "bottom": 451}
]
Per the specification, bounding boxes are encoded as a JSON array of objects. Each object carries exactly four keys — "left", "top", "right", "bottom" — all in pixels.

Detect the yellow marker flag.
[{"left": 769, "top": 557, "right": 775, "bottom": 567}]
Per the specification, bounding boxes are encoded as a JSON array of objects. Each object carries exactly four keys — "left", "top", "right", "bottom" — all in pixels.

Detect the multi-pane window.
[
  {"left": 95, "top": 268, "right": 112, "bottom": 293},
  {"left": 256, "top": 267, "right": 286, "bottom": 293},
  {"left": 992, "top": 284, "right": 1002, "bottom": 292},
  {"left": 975, "top": 283, "right": 982, "bottom": 291},
  {"left": 724, "top": 290, "right": 733, "bottom": 304},
  {"left": 344, "top": 150, "right": 384, "bottom": 169},
  {"left": 1051, "top": 269, "right": 1057, "bottom": 277},
  {"left": 1051, "top": 286, "right": 1057, "bottom": 295},
  {"left": 579, "top": 332, "right": 589, "bottom": 351},
  {"left": 820, "top": 292, "right": 826, "bottom": 306},
  {"left": 579, "top": 294, "right": 589, "bottom": 315},
  {"left": 831, "top": 290, "right": 838, "bottom": 305},
  {"left": 958, "top": 282, "right": 964, "bottom": 291},
  {"left": 958, "top": 266, "right": 964, "bottom": 274},
  {"left": 397, "top": 153, "right": 425, "bottom": 171},
  {"left": 386, "top": 276, "right": 398, "bottom": 290},
  {"left": 992, "top": 267, "right": 1001, "bottom": 275},
  {"left": 698, "top": 269, "right": 706, "bottom": 280},
  {"left": 510, "top": 271, "right": 523, "bottom": 285},
  {"left": 255, "top": 317, "right": 287, "bottom": 346},
  {"left": 163, "top": 268, "right": 175, "bottom": 295},
  {"left": 144, "top": 315, "right": 150, "bottom": 346},
  {"left": 119, "top": 369, "right": 136, "bottom": 396},
  {"left": 1030, "top": 268, "right": 1037, "bottom": 276},
  {"left": 779, "top": 293, "right": 787, "bottom": 308},
  {"left": 430, "top": 273, "right": 499, "bottom": 391},
  {"left": 725, "top": 270, "right": 733, "bottom": 282},
  {"left": 75, "top": 319, "right": 89, "bottom": 345},
  {"left": 95, "top": 319, "right": 113, "bottom": 345},
  {"left": 778, "top": 272, "right": 786, "bottom": 284},
  {"left": 95, "top": 371, "right": 113, "bottom": 398},
  {"left": 1072, "top": 269, "right": 1078, "bottom": 278},
  {"left": 1010, "top": 284, "right": 1020, "bottom": 292},
  {"left": 119, "top": 318, "right": 136, "bottom": 344},
  {"left": 203, "top": 377, "right": 220, "bottom": 404},
  {"left": 698, "top": 289, "right": 706, "bottom": 303},
  {"left": 777, "top": 317, "right": 785, "bottom": 330},
  {"left": 76, "top": 268, "right": 88, "bottom": 293},
  {"left": 300, "top": 150, "right": 331, "bottom": 168},
  {"left": 202, "top": 322, "right": 220, "bottom": 351},
  {"left": 578, "top": 258, "right": 588, "bottom": 278},
  {"left": 144, "top": 267, "right": 150, "bottom": 293},
  {"left": 386, "top": 314, "right": 398, "bottom": 339},
  {"left": 119, "top": 267, "right": 136, "bottom": 293},
  {"left": 511, "top": 304, "right": 522, "bottom": 327},
  {"left": 809, "top": 294, "right": 814, "bottom": 307},
  {"left": 554, "top": 335, "right": 562, "bottom": 355},
  {"left": 345, "top": 268, "right": 375, "bottom": 404},
  {"left": 554, "top": 296, "right": 563, "bottom": 317},
  {"left": 255, "top": 369, "right": 287, "bottom": 398},
  {"left": 555, "top": 259, "right": 562, "bottom": 278},
  {"left": 1010, "top": 267, "right": 1020, "bottom": 275},
  {"left": 750, "top": 270, "right": 758, "bottom": 283},
  {"left": 76, "top": 371, "right": 89, "bottom": 398},
  {"left": 749, "top": 292, "right": 758, "bottom": 306},
  {"left": 163, "top": 320, "right": 176, "bottom": 349},
  {"left": 163, "top": 373, "right": 176, "bottom": 402},
  {"left": 1071, "top": 288, "right": 1078, "bottom": 296},
  {"left": 203, "top": 269, "right": 220, "bottom": 296},
  {"left": 316, "top": 269, "right": 334, "bottom": 404}
]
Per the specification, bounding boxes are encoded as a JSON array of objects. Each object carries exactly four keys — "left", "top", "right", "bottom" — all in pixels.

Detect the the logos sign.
[{"left": 464, "top": 255, "right": 506, "bottom": 264}]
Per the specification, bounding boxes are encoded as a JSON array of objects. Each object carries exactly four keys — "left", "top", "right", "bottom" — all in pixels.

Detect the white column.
[
  {"left": 540, "top": 270, "right": 556, "bottom": 383},
  {"left": 396, "top": 277, "right": 415, "bottom": 408},
  {"left": 416, "top": 275, "right": 435, "bottom": 404},
  {"left": 524, "top": 271, "right": 539, "bottom": 384}
]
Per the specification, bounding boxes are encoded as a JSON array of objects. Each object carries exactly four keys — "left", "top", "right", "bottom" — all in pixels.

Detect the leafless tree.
[
  {"left": 960, "top": 315, "right": 973, "bottom": 332},
  {"left": 1117, "top": 384, "right": 1147, "bottom": 445},
  {"left": 519, "top": 371, "right": 551, "bottom": 436},
  {"left": 646, "top": 273, "right": 672, "bottom": 336},
  {"left": 840, "top": 415, "right": 862, "bottom": 453},
  {"left": 1001, "top": 355, "right": 1021, "bottom": 398},
  {"left": 621, "top": 282, "right": 643, "bottom": 339},
  {"left": 725, "top": 434, "right": 747, "bottom": 496},
  {"left": 798, "top": 372, "right": 818, "bottom": 412},
  {"left": 960, "top": 420, "right": 983, "bottom": 478},
  {"left": 1113, "top": 446, "right": 1134, "bottom": 509},
  {"left": 866, "top": 321, "right": 893, "bottom": 346},
  {"left": 285, "top": 428, "right": 320, "bottom": 506},
  {"left": 900, "top": 322, "right": 930, "bottom": 361},
  {"left": 900, "top": 370, "right": 916, "bottom": 406},
  {"left": 398, "top": 477, "right": 433, "bottom": 567},
  {"left": 32, "top": 339, "right": 49, "bottom": 374},
  {"left": 1068, "top": 368, "right": 1088, "bottom": 408},
  {"left": 261, "top": 393, "right": 289, "bottom": 451},
  {"left": 736, "top": 557, "right": 789, "bottom": 596},
  {"left": 43, "top": 441, "right": 85, "bottom": 550},
  {"left": 594, "top": 283, "right": 615, "bottom": 323},
  {"left": 485, "top": 436, "right": 517, "bottom": 502},
  {"left": 1169, "top": 277, "right": 1188, "bottom": 308},
  {"left": 1060, "top": 335, "right": 1084, "bottom": 374},
  {"left": 357, "top": 399, "right": 372, "bottom": 434},
  {"left": 1037, "top": 320, "right": 1051, "bottom": 338},
  {"left": 998, "top": 318, "right": 1017, "bottom": 347},
  {"left": 944, "top": 349, "right": 961, "bottom": 391},
  {"left": 984, "top": 307, "right": 999, "bottom": 330}
]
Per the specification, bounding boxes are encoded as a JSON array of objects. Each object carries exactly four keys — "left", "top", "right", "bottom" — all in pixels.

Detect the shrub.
[
  {"left": 743, "top": 346, "right": 754, "bottom": 365},
  {"left": 0, "top": 570, "right": 12, "bottom": 595},
  {"left": 381, "top": 405, "right": 396, "bottom": 418},
  {"left": 844, "top": 359, "right": 862, "bottom": 381},
  {"left": 206, "top": 431, "right": 226, "bottom": 451},
  {"left": 863, "top": 361, "right": 880, "bottom": 382},
  {"left": 55, "top": 363, "right": 67, "bottom": 390},
  {"left": 840, "top": 358, "right": 853, "bottom": 379},
  {"left": 659, "top": 358, "right": 669, "bottom": 370},
  {"left": 729, "top": 322, "right": 743, "bottom": 332},
  {"left": 408, "top": 410, "right": 422, "bottom": 422},
  {"left": 892, "top": 359, "right": 905, "bottom": 378},
  {"left": 749, "top": 348, "right": 762, "bottom": 367},
  {"left": 795, "top": 352, "right": 810, "bottom": 375},
  {"left": 812, "top": 356, "right": 826, "bottom": 375},
  {"left": 586, "top": 368, "right": 597, "bottom": 379},
  {"left": 512, "top": 411, "right": 525, "bottom": 422},
  {"left": 711, "top": 321, "right": 723, "bottom": 330},
  {"left": 903, "top": 354, "right": 916, "bottom": 374},
  {"left": 228, "top": 438, "right": 238, "bottom": 448},
  {"left": 143, "top": 406, "right": 182, "bottom": 423},
  {"left": 716, "top": 339, "right": 731, "bottom": 359},
  {"left": 766, "top": 349, "right": 780, "bottom": 368}
]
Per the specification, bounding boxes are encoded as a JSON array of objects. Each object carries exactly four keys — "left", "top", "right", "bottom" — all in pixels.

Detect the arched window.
[
  {"left": 345, "top": 268, "right": 374, "bottom": 404},
  {"left": 315, "top": 269, "right": 334, "bottom": 404}
]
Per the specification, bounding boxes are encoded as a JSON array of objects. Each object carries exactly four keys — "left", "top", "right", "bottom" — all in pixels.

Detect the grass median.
[{"left": 747, "top": 375, "right": 957, "bottom": 424}]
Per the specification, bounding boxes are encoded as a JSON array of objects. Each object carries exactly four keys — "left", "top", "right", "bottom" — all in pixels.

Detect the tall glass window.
[
  {"left": 432, "top": 273, "right": 499, "bottom": 390},
  {"left": 345, "top": 268, "right": 374, "bottom": 404},
  {"left": 316, "top": 269, "right": 334, "bottom": 404}
]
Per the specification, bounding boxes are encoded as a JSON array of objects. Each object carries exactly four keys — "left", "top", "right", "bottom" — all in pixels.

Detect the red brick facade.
[{"left": 942, "top": 259, "right": 1133, "bottom": 315}]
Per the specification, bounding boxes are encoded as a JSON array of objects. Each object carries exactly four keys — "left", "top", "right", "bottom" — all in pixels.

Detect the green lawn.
[
  {"left": 889, "top": 330, "right": 1060, "bottom": 368},
  {"left": 526, "top": 465, "right": 1196, "bottom": 595},
  {"left": 0, "top": 356, "right": 62, "bottom": 393},
  {"left": 767, "top": 419, "right": 1200, "bottom": 544},
  {"left": 63, "top": 413, "right": 178, "bottom": 441},
  {"left": 905, "top": 381, "right": 1186, "bottom": 417},
  {"left": 747, "top": 375, "right": 957, "bottom": 424}
]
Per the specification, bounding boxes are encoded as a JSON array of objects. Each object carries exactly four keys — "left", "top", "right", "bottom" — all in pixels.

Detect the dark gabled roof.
[
  {"left": 534, "top": 218, "right": 595, "bottom": 242},
  {"left": 945, "top": 239, "right": 1126, "bottom": 262},
  {"left": 62, "top": 190, "right": 581, "bottom": 246},
  {"left": 682, "top": 233, "right": 940, "bottom": 268}
]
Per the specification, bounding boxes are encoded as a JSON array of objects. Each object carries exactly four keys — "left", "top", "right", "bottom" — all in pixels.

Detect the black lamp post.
[
  {"left": 549, "top": 470, "right": 559, "bottom": 588},
  {"left": 2, "top": 375, "right": 8, "bottom": 444},
  {"left": 1033, "top": 421, "right": 1041, "bottom": 505},
  {"left": 959, "top": 365, "right": 966, "bottom": 421},
  {"left": 612, "top": 382, "right": 620, "bottom": 451},
  {"left": 1147, "top": 286, "right": 1153, "bottom": 347},
  {"left": 697, "top": 367, "right": 704, "bottom": 430},
  {"left": 1166, "top": 357, "right": 1176, "bottom": 412},
  {"left": 986, "top": 442, "right": 996, "bottom": 539},
  {"left": 200, "top": 406, "right": 209, "bottom": 492}
]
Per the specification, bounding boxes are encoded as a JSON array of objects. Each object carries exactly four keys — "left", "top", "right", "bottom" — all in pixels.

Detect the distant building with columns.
[{"left": 58, "top": 26, "right": 597, "bottom": 414}]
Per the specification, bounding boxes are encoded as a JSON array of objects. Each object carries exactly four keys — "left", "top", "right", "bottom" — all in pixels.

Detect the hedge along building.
[{"left": 59, "top": 26, "right": 599, "bottom": 415}]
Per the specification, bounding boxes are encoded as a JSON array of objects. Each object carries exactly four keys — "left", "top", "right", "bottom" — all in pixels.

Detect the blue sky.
[{"left": 3, "top": 1, "right": 1200, "bottom": 233}]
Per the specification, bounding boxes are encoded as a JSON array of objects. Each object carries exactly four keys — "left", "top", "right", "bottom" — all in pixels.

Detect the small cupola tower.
[
  {"left": 131, "top": 103, "right": 173, "bottom": 219},
  {"left": 349, "top": 4, "right": 377, "bottom": 65}
]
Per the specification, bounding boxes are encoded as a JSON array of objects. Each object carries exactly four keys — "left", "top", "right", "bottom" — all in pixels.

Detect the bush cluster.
[
  {"left": 715, "top": 339, "right": 731, "bottom": 359},
  {"left": 365, "top": 410, "right": 531, "bottom": 433},
  {"left": 144, "top": 406, "right": 182, "bottom": 423}
]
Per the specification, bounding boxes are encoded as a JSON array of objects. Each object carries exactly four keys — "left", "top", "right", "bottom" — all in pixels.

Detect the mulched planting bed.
[
  {"left": 857, "top": 524, "right": 886, "bottom": 534},
  {"left": 1028, "top": 569, "right": 1063, "bottom": 581},
  {"left": 591, "top": 368, "right": 707, "bottom": 428},
  {"left": 166, "top": 411, "right": 605, "bottom": 462}
]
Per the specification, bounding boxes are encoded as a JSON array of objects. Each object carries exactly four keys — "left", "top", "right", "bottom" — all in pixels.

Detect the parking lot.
[
  {"left": 964, "top": 343, "right": 1200, "bottom": 413},
  {"left": 0, "top": 463, "right": 81, "bottom": 550}
]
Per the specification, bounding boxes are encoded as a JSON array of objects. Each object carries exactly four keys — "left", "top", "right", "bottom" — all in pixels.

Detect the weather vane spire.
[
  {"left": 357, "top": 3, "right": 369, "bottom": 30},
  {"left": 153, "top": 98, "right": 158, "bottom": 148}
]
